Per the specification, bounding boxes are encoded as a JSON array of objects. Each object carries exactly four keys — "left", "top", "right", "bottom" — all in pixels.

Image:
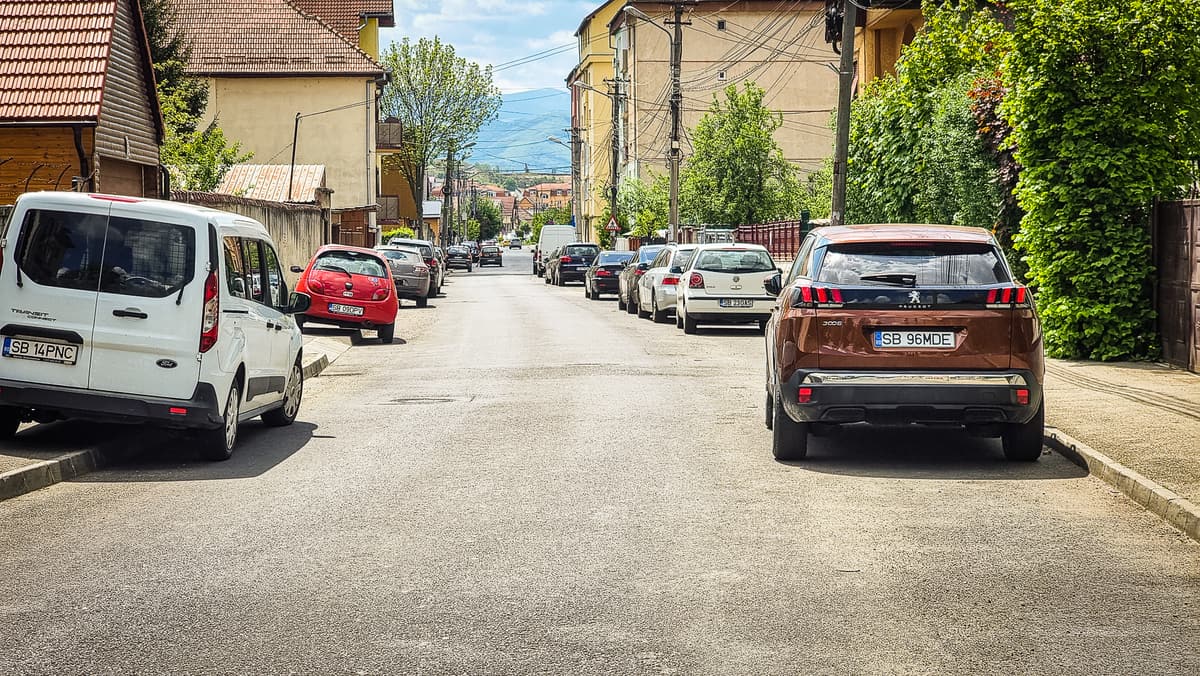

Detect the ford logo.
[{"left": 156, "top": 359, "right": 177, "bottom": 369}]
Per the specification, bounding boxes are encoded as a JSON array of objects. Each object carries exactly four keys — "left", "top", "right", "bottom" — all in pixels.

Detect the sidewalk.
[
  {"left": 1043, "top": 359, "right": 1200, "bottom": 537},
  {"left": 0, "top": 333, "right": 350, "bottom": 501}
]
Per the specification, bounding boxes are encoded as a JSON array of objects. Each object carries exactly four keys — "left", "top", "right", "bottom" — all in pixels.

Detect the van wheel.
[
  {"left": 0, "top": 406, "right": 21, "bottom": 439},
  {"left": 378, "top": 323, "right": 396, "bottom": 344},
  {"left": 417, "top": 295, "right": 429, "bottom": 308},
  {"left": 1002, "top": 402, "right": 1044, "bottom": 461},
  {"left": 262, "top": 362, "right": 303, "bottom": 427},
  {"left": 199, "top": 382, "right": 241, "bottom": 462},
  {"left": 771, "top": 388, "right": 809, "bottom": 460}
]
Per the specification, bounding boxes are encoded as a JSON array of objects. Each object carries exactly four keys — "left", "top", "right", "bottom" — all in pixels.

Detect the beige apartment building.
[{"left": 610, "top": 1, "right": 839, "bottom": 184}]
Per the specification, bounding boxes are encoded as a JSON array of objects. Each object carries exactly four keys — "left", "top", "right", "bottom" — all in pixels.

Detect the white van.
[
  {"left": 534, "top": 224, "right": 577, "bottom": 277},
  {"left": 0, "top": 192, "right": 311, "bottom": 460}
]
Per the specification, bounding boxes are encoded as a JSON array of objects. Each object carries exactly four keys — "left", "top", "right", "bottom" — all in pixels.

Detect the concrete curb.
[
  {"left": 1045, "top": 427, "right": 1200, "bottom": 542},
  {"left": 301, "top": 354, "right": 330, "bottom": 380}
]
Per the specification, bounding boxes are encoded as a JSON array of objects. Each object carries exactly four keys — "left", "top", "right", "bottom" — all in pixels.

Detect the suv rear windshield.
[
  {"left": 378, "top": 249, "right": 418, "bottom": 262},
  {"left": 392, "top": 241, "right": 433, "bottom": 257},
  {"left": 694, "top": 248, "right": 774, "bottom": 273},
  {"left": 566, "top": 245, "right": 599, "bottom": 256},
  {"left": 816, "top": 243, "right": 1010, "bottom": 287},
  {"left": 17, "top": 209, "right": 195, "bottom": 298},
  {"left": 315, "top": 250, "right": 387, "bottom": 278}
]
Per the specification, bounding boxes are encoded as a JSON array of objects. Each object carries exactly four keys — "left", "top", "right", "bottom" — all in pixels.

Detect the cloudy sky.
[{"left": 381, "top": 0, "right": 599, "bottom": 93}]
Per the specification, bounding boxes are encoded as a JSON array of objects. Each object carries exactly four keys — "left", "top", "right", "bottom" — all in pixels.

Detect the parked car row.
[
  {"left": 551, "top": 224, "right": 1047, "bottom": 466},
  {"left": 0, "top": 192, "right": 466, "bottom": 462}
]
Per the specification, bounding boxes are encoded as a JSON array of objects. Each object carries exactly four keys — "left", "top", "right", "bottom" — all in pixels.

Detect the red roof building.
[{"left": 0, "top": 0, "right": 164, "bottom": 203}]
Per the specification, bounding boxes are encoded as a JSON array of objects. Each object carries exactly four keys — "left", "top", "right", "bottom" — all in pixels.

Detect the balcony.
[{"left": 377, "top": 121, "right": 404, "bottom": 152}]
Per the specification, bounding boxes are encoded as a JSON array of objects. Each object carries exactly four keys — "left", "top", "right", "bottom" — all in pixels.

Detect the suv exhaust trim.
[{"left": 802, "top": 372, "right": 1029, "bottom": 386}]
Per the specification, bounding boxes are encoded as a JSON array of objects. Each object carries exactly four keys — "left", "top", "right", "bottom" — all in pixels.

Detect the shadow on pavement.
[
  {"left": 72, "top": 421, "right": 318, "bottom": 482},
  {"left": 0, "top": 421, "right": 133, "bottom": 464},
  {"left": 780, "top": 426, "right": 1086, "bottom": 481}
]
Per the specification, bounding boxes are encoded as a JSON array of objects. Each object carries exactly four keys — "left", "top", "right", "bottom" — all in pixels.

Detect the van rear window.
[{"left": 16, "top": 209, "right": 195, "bottom": 297}]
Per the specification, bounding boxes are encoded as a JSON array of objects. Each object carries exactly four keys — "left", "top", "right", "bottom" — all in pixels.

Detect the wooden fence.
[{"left": 1155, "top": 200, "right": 1199, "bottom": 372}]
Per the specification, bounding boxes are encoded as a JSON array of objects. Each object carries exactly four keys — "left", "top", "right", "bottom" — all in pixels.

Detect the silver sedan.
[{"left": 376, "top": 246, "right": 432, "bottom": 308}]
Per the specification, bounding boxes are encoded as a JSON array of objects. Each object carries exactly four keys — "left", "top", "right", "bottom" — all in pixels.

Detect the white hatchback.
[
  {"left": 635, "top": 244, "right": 698, "bottom": 323},
  {"left": 674, "top": 243, "right": 779, "bottom": 333},
  {"left": 0, "top": 192, "right": 311, "bottom": 460}
]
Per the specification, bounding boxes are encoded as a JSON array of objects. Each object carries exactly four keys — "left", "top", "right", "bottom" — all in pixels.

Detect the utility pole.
[
  {"left": 608, "top": 78, "right": 622, "bottom": 242},
  {"left": 830, "top": 0, "right": 858, "bottom": 227},
  {"left": 569, "top": 127, "right": 583, "bottom": 241},
  {"left": 441, "top": 147, "right": 454, "bottom": 245},
  {"left": 667, "top": 3, "right": 687, "bottom": 243}
]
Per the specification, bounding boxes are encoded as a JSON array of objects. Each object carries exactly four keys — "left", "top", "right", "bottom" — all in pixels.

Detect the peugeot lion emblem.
[{"left": 908, "top": 290, "right": 922, "bottom": 303}]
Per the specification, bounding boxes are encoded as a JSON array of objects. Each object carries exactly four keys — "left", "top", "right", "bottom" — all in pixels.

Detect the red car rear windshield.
[
  {"left": 314, "top": 251, "right": 387, "bottom": 278},
  {"left": 816, "top": 242, "right": 1009, "bottom": 287}
]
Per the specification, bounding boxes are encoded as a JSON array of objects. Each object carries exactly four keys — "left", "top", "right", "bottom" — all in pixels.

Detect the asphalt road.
[{"left": 1, "top": 248, "right": 1198, "bottom": 674}]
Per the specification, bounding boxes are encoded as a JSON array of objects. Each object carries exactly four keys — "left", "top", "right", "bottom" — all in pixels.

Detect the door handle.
[
  {"left": 113, "top": 308, "right": 148, "bottom": 319},
  {"left": 273, "top": 323, "right": 283, "bottom": 331},
  {"left": 266, "top": 321, "right": 277, "bottom": 330}
]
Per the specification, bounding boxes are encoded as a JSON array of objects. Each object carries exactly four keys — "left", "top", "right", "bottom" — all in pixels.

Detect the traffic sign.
[{"left": 605, "top": 217, "right": 620, "bottom": 232}]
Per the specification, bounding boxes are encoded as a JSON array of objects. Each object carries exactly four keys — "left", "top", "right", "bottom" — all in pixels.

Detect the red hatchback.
[{"left": 292, "top": 245, "right": 399, "bottom": 343}]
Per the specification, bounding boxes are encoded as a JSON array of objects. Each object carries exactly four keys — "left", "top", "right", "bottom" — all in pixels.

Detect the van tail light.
[
  {"left": 793, "top": 285, "right": 842, "bottom": 308},
  {"left": 688, "top": 272, "right": 704, "bottom": 289},
  {"left": 662, "top": 275, "right": 679, "bottom": 286},
  {"left": 560, "top": 255, "right": 572, "bottom": 263},
  {"left": 308, "top": 279, "right": 325, "bottom": 295},
  {"left": 372, "top": 287, "right": 389, "bottom": 301},
  {"left": 987, "top": 285, "right": 1030, "bottom": 307},
  {"left": 199, "top": 271, "right": 219, "bottom": 353}
]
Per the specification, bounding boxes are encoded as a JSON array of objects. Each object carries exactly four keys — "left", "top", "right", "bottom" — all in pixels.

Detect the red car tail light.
[
  {"left": 199, "top": 271, "right": 219, "bottom": 353},
  {"left": 560, "top": 255, "right": 572, "bottom": 263},
  {"left": 372, "top": 286, "right": 389, "bottom": 301},
  {"left": 662, "top": 275, "right": 679, "bottom": 286},
  {"left": 987, "top": 285, "right": 1030, "bottom": 307},
  {"left": 634, "top": 269, "right": 646, "bottom": 276},
  {"left": 307, "top": 279, "right": 326, "bottom": 295},
  {"left": 794, "top": 285, "right": 843, "bottom": 308},
  {"left": 596, "top": 269, "right": 613, "bottom": 277},
  {"left": 414, "top": 265, "right": 429, "bottom": 274},
  {"left": 688, "top": 272, "right": 704, "bottom": 288}
]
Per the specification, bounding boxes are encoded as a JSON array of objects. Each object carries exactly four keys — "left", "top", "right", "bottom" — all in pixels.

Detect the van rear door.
[
  {"left": 2, "top": 202, "right": 109, "bottom": 390},
  {"left": 88, "top": 203, "right": 204, "bottom": 400}
]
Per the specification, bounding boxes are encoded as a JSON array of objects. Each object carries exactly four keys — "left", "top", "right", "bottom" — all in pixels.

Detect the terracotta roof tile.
[
  {"left": 216, "top": 163, "right": 327, "bottom": 203},
  {"left": 289, "top": 0, "right": 394, "bottom": 44},
  {"left": 172, "top": 0, "right": 385, "bottom": 77},
  {"left": 0, "top": 0, "right": 116, "bottom": 122}
]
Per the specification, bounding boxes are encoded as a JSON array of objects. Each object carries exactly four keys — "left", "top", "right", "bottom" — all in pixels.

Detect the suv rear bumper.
[
  {"left": 779, "top": 369, "right": 1042, "bottom": 426},
  {"left": 0, "top": 378, "right": 223, "bottom": 429}
]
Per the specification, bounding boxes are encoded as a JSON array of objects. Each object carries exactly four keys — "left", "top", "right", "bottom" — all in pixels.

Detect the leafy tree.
[
  {"left": 618, "top": 175, "right": 669, "bottom": 237},
  {"left": 459, "top": 196, "right": 502, "bottom": 240},
  {"left": 381, "top": 226, "right": 416, "bottom": 241},
  {"left": 380, "top": 38, "right": 502, "bottom": 226},
  {"left": 1003, "top": 0, "right": 1200, "bottom": 359},
  {"left": 680, "top": 83, "right": 801, "bottom": 225},
  {"left": 140, "top": 0, "right": 249, "bottom": 190}
]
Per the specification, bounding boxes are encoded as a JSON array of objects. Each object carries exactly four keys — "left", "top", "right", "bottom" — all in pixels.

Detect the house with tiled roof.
[
  {"left": 171, "top": 0, "right": 390, "bottom": 247},
  {"left": 0, "top": 0, "right": 164, "bottom": 204},
  {"left": 290, "top": 0, "right": 394, "bottom": 60}
]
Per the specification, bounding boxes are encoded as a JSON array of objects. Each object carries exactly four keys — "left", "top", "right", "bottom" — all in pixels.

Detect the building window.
[
  {"left": 716, "top": 19, "right": 726, "bottom": 31},
  {"left": 717, "top": 70, "right": 727, "bottom": 81}
]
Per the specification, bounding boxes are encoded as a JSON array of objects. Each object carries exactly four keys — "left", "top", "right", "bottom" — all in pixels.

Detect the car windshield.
[
  {"left": 315, "top": 251, "right": 387, "bottom": 278},
  {"left": 638, "top": 246, "right": 665, "bottom": 263},
  {"left": 566, "top": 245, "right": 598, "bottom": 256},
  {"left": 598, "top": 252, "right": 634, "bottom": 265},
  {"left": 816, "top": 243, "right": 1010, "bottom": 287},
  {"left": 693, "top": 249, "right": 774, "bottom": 274}
]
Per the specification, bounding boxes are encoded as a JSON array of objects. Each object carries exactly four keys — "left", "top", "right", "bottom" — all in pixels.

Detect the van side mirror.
[
  {"left": 290, "top": 265, "right": 304, "bottom": 273},
  {"left": 764, "top": 273, "right": 782, "bottom": 297},
  {"left": 286, "top": 292, "right": 312, "bottom": 314}
]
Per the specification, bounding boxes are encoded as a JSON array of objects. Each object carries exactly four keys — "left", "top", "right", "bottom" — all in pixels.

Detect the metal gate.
[{"left": 1155, "top": 200, "right": 1199, "bottom": 372}]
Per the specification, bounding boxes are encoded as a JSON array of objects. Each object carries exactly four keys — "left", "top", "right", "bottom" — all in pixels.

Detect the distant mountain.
[{"left": 472, "top": 88, "right": 571, "bottom": 174}]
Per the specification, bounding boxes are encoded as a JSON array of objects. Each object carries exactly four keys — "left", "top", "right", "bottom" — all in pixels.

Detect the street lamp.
[
  {"left": 622, "top": 4, "right": 683, "bottom": 243},
  {"left": 441, "top": 141, "right": 475, "bottom": 246}
]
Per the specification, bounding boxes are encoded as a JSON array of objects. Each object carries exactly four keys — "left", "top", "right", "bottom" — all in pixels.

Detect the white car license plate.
[
  {"left": 874, "top": 331, "right": 956, "bottom": 349},
  {"left": 328, "top": 303, "right": 364, "bottom": 316},
  {"left": 720, "top": 298, "right": 755, "bottom": 308},
  {"left": 2, "top": 337, "right": 78, "bottom": 365}
]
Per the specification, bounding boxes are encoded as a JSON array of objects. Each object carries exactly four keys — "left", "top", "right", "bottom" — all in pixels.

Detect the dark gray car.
[{"left": 375, "top": 246, "right": 432, "bottom": 307}]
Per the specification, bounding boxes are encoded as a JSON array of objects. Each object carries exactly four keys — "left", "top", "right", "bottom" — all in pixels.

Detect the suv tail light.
[
  {"left": 987, "top": 285, "right": 1029, "bottom": 307},
  {"left": 662, "top": 275, "right": 679, "bottom": 286},
  {"left": 793, "top": 285, "right": 843, "bottom": 308},
  {"left": 560, "top": 255, "right": 572, "bottom": 263},
  {"left": 688, "top": 272, "right": 704, "bottom": 289},
  {"left": 199, "top": 271, "right": 219, "bottom": 353}
]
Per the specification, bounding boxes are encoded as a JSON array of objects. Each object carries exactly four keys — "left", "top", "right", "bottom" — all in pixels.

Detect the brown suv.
[{"left": 763, "top": 225, "right": 1044, "bottom": 461}]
